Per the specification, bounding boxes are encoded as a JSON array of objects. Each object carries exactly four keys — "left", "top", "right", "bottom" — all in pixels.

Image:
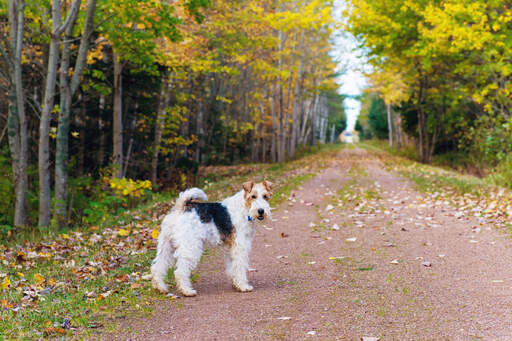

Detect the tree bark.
[
  {"left": 386, "top": 102, "right": 393, "bottom": 147},
  {"left": 98, "top": 94, "right": 106, "bottom": 167},
  {"left": 38, "top": 0, "right": 62, "bottom": 226},
  {"left": 7, "top": 0, "right": 29, "bottom": 227},
  {"left": 54, "top": 0, "right": 94, "bottom": 226},
  {"left": 277, "top": 30, "right": 285, "bottom": 163},
  {"left": 113, "top": 51, "right": 123, "bottom": 178},
  {"left": 151, "top": 78, "right": 171, "bottom": 185},
  {"left": 290, "top": 30, "right": 304, "bottom": 159},
  {"left": 270, "top": 85, "right": 277, "bottom": 163}
]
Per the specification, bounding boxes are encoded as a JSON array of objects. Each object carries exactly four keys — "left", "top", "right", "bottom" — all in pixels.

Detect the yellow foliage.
[{"left": 109, "top": 177, "right": 152, "bottom": 198}]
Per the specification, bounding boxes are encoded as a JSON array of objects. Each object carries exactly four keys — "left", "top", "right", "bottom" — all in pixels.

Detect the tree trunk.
[
  {"left": 151, "top": 79, "right": 171, "bottom": 186},
  {"left": 77, "top": 94, "right": 86, "bottom": 175},
  {"left": 290, "top": 31, "right": 304, "bottom": 158},
  {"left": 270, "top": 86, "right": 277, "bottom": 163},
  {"left": 276, "top": 30, "right": 285, "bottom": 163},
  {"left": 38, "top": 0, "right": 64, "bottom": 227},
  {"left": 387, "top": 102, "right": 393, "bottom": 147},
  {"left": 7, "top": 0, "right": 29, "bottom": 227},
  {"left": 98, "top": 94, "right": 106, "bottom": 167},
  {"left": 113, "top": 51, "right": 123, "bottom": 178},
  {"left": 54, "top": 0, "right": 94, "bottom": 226},
  {"left": 195, "top": 97, "right": 204, "bottom": 164}
]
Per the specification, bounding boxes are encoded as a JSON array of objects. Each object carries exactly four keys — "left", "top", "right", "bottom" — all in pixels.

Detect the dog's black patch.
[{"left": 185, "top": 202, "right": 233, "bottom": 237}]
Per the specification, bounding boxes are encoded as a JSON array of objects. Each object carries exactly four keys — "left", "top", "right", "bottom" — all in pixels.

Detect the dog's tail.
[{"left": 173, "top": 188, "right": 208, "bottom": 212}]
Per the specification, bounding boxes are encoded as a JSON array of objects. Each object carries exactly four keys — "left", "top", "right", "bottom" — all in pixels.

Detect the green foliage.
[
  {"left": 0, "top": 148, "right": 14, "bottom": 228},
  {"left": 368, "top": 96, "right": 388, "bottom": 139},
  {"left": 490, "top": 155, "right": 512, "bottom": 189},
  {"left": 326, "top": 90, "right": 347, "bottom": 135}
]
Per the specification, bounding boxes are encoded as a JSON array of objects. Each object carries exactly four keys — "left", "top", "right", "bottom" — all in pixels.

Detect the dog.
[{"left": 151, "top": 180, "right": 273, "bottom": 296}]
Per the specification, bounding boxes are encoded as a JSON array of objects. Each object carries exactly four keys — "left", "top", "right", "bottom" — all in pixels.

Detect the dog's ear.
[
  {"left": 263, "top": 180, "right": 273, "bottom": 192},
  {"left": 242, "top": 180, "right": 254, "bottom": 193}
]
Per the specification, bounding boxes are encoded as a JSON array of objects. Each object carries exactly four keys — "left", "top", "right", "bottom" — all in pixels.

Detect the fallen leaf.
[
  {"left": 141, "top": 274, "right": 153, "bottom": 280},
  {"left": 329, "top": 257, "right": 345, "bottom": 260},
  {"left": 45, "top": 327, "right": 65, "bottom": 335},
  {"left": 277, "top": 316, "right": 291, "bottom": 320},
  {"left": 280, "top": 232, "right": 289, "bottom": 238},
  {"left": 361, "top": 337, "right": 380, "bottom": 341},
  {"left": 1, "top": 276, "right": 10, "bottom": 290},
  {"left": 421, "top": 261, "right": 432, "bottom": 267},
  {"left": 325, "top": 204, "right": 334, "bottom": 211},
  {"left": 332, "top": 224, "right": 340, "bottom": 230},
  {"left": 34, "top": 273, "right": 45, "bottom": 284},
  {"left": 151, "top": 228, "right": 160, "bottom": 239},
  {"left": 115, "top": 274, "right": 130, "bottom": 283},
  {"left": 97, "top": 290, "right": 112, "bottom": 300},
  {"left": 118, "top": 229, "right": 130, "bottom": 236},
  {"left": 130, "top": 283, "right": 142, "bottom": 289},
  {"left": 346, "top": 237, "right": 357, "bottom": 242},
  {"left": 390, "top": 259, "right": 399, "bottom": 265},
  {"left": 307, "top": 330, "right": 316, "bottom": 336}
]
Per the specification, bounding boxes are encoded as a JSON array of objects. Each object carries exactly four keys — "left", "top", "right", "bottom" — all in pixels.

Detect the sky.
[{"left": 331, "top": 1, "right": 368, "bottom": 132}]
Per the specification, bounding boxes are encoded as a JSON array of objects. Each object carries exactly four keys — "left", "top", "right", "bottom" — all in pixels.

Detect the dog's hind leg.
[
  {"left": 151, "top": 234, "right": 175, "bottom": 293},
  {"left": 174, "top": 242, "right": 202, "bottom": 297}
]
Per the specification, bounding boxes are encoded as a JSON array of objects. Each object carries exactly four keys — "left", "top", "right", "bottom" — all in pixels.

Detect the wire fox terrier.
[{"left": 151, "top": 180, "right": 273, "bottom": 296}]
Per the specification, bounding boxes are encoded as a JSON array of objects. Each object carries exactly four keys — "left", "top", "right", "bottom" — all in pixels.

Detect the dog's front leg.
[{"left": 227, "top": 241, "right": 253, "bottom": 292}]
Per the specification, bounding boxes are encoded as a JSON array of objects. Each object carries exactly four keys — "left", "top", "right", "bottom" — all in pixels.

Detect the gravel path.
[{"left": 110, "top": 148, "right": 512, "bottom": 340}]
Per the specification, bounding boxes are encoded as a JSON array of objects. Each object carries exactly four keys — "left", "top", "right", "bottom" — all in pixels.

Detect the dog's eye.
[
  {"left": 251, "top": 195, "right": 257, "bottom": 199},
  {"left": 263, "top": 195, "right": 268, "bottom": 200}
]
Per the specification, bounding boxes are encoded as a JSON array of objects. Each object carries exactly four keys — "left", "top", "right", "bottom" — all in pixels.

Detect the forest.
[
  {"left": 346, "top": 0, "right": 512, "bottom": 178},
  {"left": 0, "top": 0, "right": 346, "bottom": 229}
]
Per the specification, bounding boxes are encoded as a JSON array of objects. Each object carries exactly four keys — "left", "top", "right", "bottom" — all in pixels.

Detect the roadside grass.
[
  {"left": 358, "top": 141, "right": 512, "bottom": 228},
  {"left": 0, "top": 143, "right": 344, "bottom": 339}
]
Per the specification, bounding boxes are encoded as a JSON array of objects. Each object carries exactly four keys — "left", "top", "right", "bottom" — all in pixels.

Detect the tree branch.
[
  {"left": 71, "top": 0, "right": 97, "bottom": 95},
  {"left": 56, "top": 0, "right": 82, "bottom": 36}
]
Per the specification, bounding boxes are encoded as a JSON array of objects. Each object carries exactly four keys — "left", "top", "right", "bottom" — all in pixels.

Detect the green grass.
[
  {"left": 359, "top": 141, "right": 490, "bottom": 197},
  {"left": 358, "top": 265, "right": 375, "bottom": 271}
]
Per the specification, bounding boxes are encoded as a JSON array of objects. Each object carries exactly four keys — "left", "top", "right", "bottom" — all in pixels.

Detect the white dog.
[{"left": 151, "top": 180, "right": 273, "bottom": 296}]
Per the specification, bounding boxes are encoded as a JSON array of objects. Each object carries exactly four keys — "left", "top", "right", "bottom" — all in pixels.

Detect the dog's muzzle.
[{"left": 257, "top": 208, "right": 265, "bottom": 220}]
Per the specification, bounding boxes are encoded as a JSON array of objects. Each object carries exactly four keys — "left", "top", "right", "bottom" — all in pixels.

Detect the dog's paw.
[
  {"left": 152, "top": 278, "right": 169, "bottom": 293},
  {"left": 234, "top": 283, "right": 253, "bottom": 292},
  {"left": 179, "top": 287, "right": 197, "bottom": 297}
]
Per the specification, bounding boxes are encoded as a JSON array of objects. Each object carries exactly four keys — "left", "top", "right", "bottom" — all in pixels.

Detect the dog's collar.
[{"left": 248, "top": 216, "right": 252, "bottom": 221}]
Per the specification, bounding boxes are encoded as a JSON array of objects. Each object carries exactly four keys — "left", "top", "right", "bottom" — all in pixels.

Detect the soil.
[{"left": 109, "top": 148, "right": 512, "bottom": 340}]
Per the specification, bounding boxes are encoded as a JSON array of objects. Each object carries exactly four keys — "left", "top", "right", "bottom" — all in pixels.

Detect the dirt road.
[{"left": 112, "top": 148, "right": 512, "bottom": 340}]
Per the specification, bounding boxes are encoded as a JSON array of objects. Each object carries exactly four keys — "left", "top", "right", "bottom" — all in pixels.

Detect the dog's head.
[{"left": 242, "top": 180, "right": 273, "bottom": 221}]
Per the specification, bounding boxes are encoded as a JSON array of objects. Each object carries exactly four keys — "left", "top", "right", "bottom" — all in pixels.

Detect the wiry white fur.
[
  {"left": 150, "top": 185, "right": 271, "bottom": 296},
  {"left": 173, "top": 187, "right": 208, "bottom": 212}
]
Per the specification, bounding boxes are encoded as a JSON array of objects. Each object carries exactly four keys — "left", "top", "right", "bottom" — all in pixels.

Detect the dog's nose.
[{"left": 258, "top": 208, "right": 264, "bottom": 215}]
